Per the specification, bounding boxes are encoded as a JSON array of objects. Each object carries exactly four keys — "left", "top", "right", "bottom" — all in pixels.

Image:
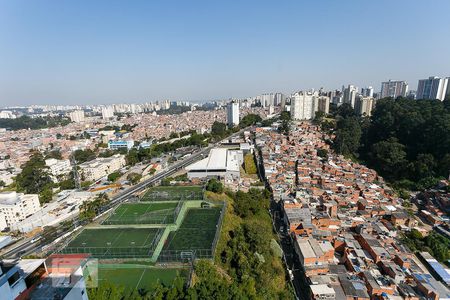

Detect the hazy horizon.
[{"left": 1, "top": 0, "right": 450, "bottom": 106}]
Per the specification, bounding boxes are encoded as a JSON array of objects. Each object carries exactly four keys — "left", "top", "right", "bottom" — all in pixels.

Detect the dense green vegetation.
[
  {"left": 205, "top": 178, "right": 223, "bottom": 193},
  {"left": 278, "top": 111, "right": 291, "bottom": 135},
  {"left": 239, "top": 113, "right": 262, "bottom": 128},
  {"left": 125, "top": 132, "right": 209, "bottom": 166},
  {"left": 401, "top": 229, "right": 450, "bottom": 262},
  {"left": 107, "top": 171, "right": 122, "bottom": 182},
  {"left": 15, "top": 152, "right": 53, "bottom": 203},
  {"left": 127, "top": 172, "right": 142, "bottom": 184},
  {"left": 0, "top": 115, "right": 70, "bottom": 130},
  {"left": 331, "top": 99, "right": 450, "bottom": 190},
  {"left": 79, "top": 193, "right": 109, "bottom": 221},
  {"left": 73, "top": 149, "right": 96, "bottom": 163}
]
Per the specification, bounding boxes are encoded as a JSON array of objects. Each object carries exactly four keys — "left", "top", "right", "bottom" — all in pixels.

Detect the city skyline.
[{"left": 1, "top": 0, "right": 450, "bottom": 106}]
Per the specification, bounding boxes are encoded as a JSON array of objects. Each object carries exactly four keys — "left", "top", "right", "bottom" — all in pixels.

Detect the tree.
[
  {"left": 313, "top": 111, "right": 326, "bottom": 124},
  {"left": 16, "top": 153, "right": 53, "bottom": 200},
  {"left": 278, "top": 111, "right": 292, "bottom": 136},
  {"left": 412, "top": 153, "right": 436, "bottom": 181},
  {"left": 107, "top": 171, "right": 122, "bottom": 182},
  {"left": 125, "top": 149, "right": 139, "bottom": 166},
  {"left": 169, "top": 132, "right": 179, "bottom": 139},
  {"left": 0, "top": 180, "right": 5, "bottom": 187},
  {"left": 206, "top": 178, "right": 223, "bottom": 193},
  {"left": 39, "top": 187, "right": 53, "bottom": 204},
  {"left": 368, "top": 138, "right": 407, "bottom": 181},
  {"left": 45, "top": 149, "right": 62, "bottom": 160},
  {"left": 336, "top": 103, "right": 355, "bottom": 118},
  {"left": 333, "top": 117, "right": 361, "bottom": 157},
  {"left": 240, "top": 113, "right": 262, "bottom": 128},
  {"left": 73, "top": 149, "right": 96, "bottom": 163},
  {"left": 211, "top": 121, "right": 227, "bottom": 138},
  {"left": 127, "top": 173, "right": 142, "bottom": 184},
  {"left": 317, "top": 148, "right": 328, "bottom": 158}
]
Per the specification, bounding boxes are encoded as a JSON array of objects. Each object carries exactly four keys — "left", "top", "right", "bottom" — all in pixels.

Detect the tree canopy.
[
  {"left": 332, "top": 98, "right": 450, "bottom": 190},
  {"left": 15, "top": 152, "right": 53, "bottom": 203}
]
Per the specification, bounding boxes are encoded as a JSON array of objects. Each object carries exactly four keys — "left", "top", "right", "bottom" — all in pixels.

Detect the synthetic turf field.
[
  {"left": 67, "top": 228, "right": 159, "bottom": 248},
  {"left": 103, "top": 202, "right": 179, "bottom": 224},
  {"left": 163, "top": 207, "right": 222, "bottom": 251},
  {"left": 142, "top": 185, "right": 203, "bottom": 201},
  {"left": 96, "top": 265, "right": 188, "bottom": 291}
]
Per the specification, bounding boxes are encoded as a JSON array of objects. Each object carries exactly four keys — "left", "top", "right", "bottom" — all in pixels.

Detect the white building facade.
[
  {"left": 68, "top": 110, "right": 85, "bottom": 123},
  {"left": 416, "top": 76, "right": 449, "bottom": 101},
  {"left": 227, "top": 101, "right": 240, "bottom": 128},
  {"left": 79, "top": 154, "right": 126, "bottom": 182},
  {"left": 45, "top": 159, "right": 72, "bottom": 179},
  {"left": 0, "top": 192, "right": 41, "bottom": 231},
  {"left": 343, "top": 85, "right": 357, "bottom": 108},
  {"left": 380, "top": 80, "right": 408, "bottom": 99},
  {"left": 101, "top": 106, "right": 114, "bottom": 119},
  {"left": 291, "top": 91, "right": 316, "bottom": 120}
]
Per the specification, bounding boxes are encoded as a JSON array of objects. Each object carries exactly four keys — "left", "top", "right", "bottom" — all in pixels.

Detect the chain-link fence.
[{"left": 59, "top": 227, "right": 164, "bottom": 259}]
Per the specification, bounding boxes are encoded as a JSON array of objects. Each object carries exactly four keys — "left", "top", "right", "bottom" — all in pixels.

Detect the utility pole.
[{"left": 70, "top": 154, "right": 81, "bottom": 190}]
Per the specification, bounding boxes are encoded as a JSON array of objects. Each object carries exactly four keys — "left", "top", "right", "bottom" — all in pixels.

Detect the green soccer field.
[
  {"left": 142, "top": 185, "right": 203, "bottom": 201},
  {"left": 163, "top": 207, "right": 222, "bottom": 251},
  {"left": 96, "top": 265, "right": 188, "bottom": 291},
  {"left": 66, "top": 228, "right": 159, "bottom": 248},
  {"left": 103, "top": 202, "right": 179, "bottom": 224}
]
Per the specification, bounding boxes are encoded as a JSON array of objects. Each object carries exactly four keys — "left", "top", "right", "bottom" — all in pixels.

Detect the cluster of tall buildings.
[{"left": 290, "top": 91, "right": 330, "bottom": 120}]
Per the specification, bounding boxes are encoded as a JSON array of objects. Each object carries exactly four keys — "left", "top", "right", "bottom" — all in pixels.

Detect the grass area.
[
  {"left": 205, "top": 192, "right": 242, "bottom": 263},
  {"left": 244, "top": 153, "right": 257, "bottom": 174},
  {"left": 142, "top": 185, "right": 203, "bottom": 201},
  {"left": 163, "top": 207, "right": 222, "bottom": 251},
  {"left": 103, "top": 202, "right": 179, "bottom": 224},
  {"left": 68, "top": 228, "right": 159, "bottom": 248},
  {"left": 97, "top": 265, "right": 188, "bottom": 291}
]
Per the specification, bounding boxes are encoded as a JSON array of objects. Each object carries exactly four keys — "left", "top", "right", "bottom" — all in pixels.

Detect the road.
[{"left": 1, "top": 128, "right": 246, "bottom": 259}]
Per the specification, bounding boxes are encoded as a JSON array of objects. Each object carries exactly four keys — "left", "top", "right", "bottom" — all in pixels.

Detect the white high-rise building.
[
  {"left": 274, "top": 92, "right": 285, "bottom": 107},
  {"left": 343, "top": 85, "right": 357, "bottom": 108},
  {"left": 227, "top": 101, "right": 240, "bottom": 128},
  {"left": 355, "top": 96, "right": 375, "bottom": 116},
  {"left": 416, "top": 76, "right": 449, "bottom": 101},
  {"left": 0, "top": 192, "right": 41, "bottom": 230},
  {"left": 101, "top": 106, "right": 114, "bottom": 119},
  {"left": 316, "top": 96, "right": 330, "bottom": 114},
  {"left": 361, "top": 86, "right": 374, "bottom": 97},
  {"left": 260, "top": 93, "right": 275, "bottom": 107},
  {"left": 0, "top": 111, "right": 16, "bottom": 119},
  {"left": 68, "top": 110, "right": 85, "bottom": 123},
  {"left": 380, "top": 80, "right": 408, "bottom": 99},
  {"left": 290, "top": 91, "right": 316, "bottom": 120}
]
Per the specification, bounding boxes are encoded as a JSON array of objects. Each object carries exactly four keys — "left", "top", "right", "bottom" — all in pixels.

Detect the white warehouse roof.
[{"left": 186, "top": 148, "right": 240, "bottom": 172}]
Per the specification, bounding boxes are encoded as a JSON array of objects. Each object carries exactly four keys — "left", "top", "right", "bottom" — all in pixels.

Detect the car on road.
[{"left": 30, "top": 236, "right": 42, "bottom": 243}]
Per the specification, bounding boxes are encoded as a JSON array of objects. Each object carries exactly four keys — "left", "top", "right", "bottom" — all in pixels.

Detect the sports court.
[
  {"left": 97, "top": 264, "right": 188, "bottom": 291},
  {"left": 142, "top": 185, "right": 203, "bottom": 201},
  {"left": 163, "top": 207, "right": 222, "bottom": 251},
  {"left": 103, "top": 202, "right": 180, "bottom": 225},
  {"left": 63, "top": 228, "right": 162, "bottom": 257}
]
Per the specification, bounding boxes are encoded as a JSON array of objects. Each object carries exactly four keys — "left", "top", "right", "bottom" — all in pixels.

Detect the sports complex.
[{"left": 60, "top": 185, "right": 225, "bottom": 262}]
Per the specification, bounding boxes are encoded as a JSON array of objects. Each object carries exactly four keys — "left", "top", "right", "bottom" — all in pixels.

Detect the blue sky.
[{"left": 1, "top": 0, "right": 450, "bottom": 106}]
